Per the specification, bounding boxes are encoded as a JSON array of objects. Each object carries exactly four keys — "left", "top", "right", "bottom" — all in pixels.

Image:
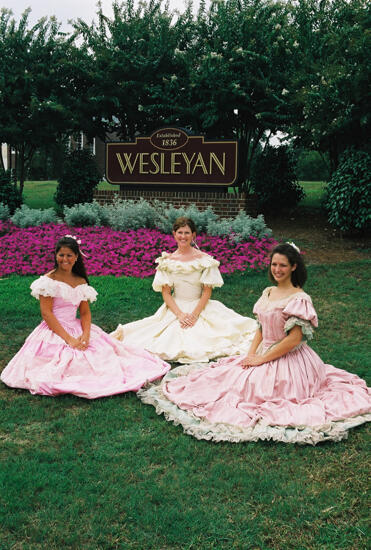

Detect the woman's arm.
[
  {"left": 76, "top": 300, "right": 91, "bottom": 350},
  {"left": 161, "top": 284, "right": 212, "bottom": 329},
  {"left": 247, "top": 328, "right": 263, "bottom": 355},
  {"left": 241, "top": 325, "right": 303, "bottom": 367},
  {"left": 40, "top": 296, "right": 82, "bottom": 349},
  {"left": 162, "top": 285, "right": 183, "bottom": 318},
  {"left": 191, "top": 285, "right": 212, "bottom": 321}
]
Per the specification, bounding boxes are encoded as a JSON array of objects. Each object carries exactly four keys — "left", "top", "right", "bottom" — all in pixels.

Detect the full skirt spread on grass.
[
  {"left": 0, "top": 276, "right": 170, "bottom": 399},
  {"left": 138, "top": 288, "right": 371, "bottom": 445},
  {"left": 111, "top": 252, "right": 258, "bottom": 363}
]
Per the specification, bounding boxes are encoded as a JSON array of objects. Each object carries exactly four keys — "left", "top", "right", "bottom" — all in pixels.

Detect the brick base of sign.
[{"left": 93, "top": 189, "right": 258, "bottom": 218}]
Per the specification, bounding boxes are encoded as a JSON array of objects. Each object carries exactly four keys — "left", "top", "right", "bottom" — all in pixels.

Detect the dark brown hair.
[
  {"left": 172, "top": 216, "right": 197, "bottom": 234},
  {"left": 268, "top": 242, "right": 307, "bottom": 287},
  {"left": 54, "top": 236, "right": 89, "bottom": 283}
]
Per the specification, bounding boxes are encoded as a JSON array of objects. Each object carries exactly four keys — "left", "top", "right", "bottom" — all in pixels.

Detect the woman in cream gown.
[{"left": 111, "top": 217, "right": 257, "bottom": 363}]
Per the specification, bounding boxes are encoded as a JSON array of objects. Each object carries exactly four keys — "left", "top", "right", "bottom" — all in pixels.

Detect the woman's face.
[
  {"left": 270, "top": 253, "right": 296, "bottom": 284},
  {"left": 173, "top": 225, "right": 196, "bottom": 248},
  {"left": 56, "top": 246, "right": 78, "bottom": 272}
]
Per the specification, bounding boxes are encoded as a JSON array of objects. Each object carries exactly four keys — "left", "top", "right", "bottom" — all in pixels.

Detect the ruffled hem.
[
  {"left": 137, "top": 365, "right": 371, "bottom": 445},
  {"left": 30, "top": 276, "right": 97, "bottom": 305}
]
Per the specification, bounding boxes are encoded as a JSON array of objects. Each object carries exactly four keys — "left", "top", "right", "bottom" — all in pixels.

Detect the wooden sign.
[{"left": 106, "top": 128, "right": 238, "bottom": 186}]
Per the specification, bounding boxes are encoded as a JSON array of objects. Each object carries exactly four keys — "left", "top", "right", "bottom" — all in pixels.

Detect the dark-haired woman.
[
  {"left": 111, "top": 217, "right": 257, "bottom": 363},
  {"left": 138, "top": 243, "right": 371, "bottom": 444},
  {"left": 1, "top": 236, "right": 170, "bottom": 398}
]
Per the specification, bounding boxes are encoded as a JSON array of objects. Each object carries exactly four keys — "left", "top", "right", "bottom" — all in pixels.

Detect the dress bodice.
[
  {"left": 253, "top": 287, "right": 318, "bottom": 347},
  {"left": 152, "top": 252, "right": 224, "bottom": 302},
  {"left": 30, "top": 276, "right": 98, "bottom": 325}
]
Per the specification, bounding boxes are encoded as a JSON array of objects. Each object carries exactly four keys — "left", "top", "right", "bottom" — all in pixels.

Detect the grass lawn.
[
  {"left": 22, "top": 180, "right": 325, "bottom": 211},
  {"left": 0, "top": 265, "right": 370, "bottom": 549},
  {"left": 22, "top": 180, "right": 117, "bottom": 210}
]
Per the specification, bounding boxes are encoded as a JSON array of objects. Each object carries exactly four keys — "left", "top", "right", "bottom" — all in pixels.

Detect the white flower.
[
  {"left": 281, "top": 88, "right": 289, "bottom": 96},
  {"left": 293, "top": 41, "right": 299, "bottom": 48},
  {"left": 275, "top": 23, "right": 282, "bottom": 30},
  {"left": 170, "top": 74, "right": 178, "bottom": 81}
]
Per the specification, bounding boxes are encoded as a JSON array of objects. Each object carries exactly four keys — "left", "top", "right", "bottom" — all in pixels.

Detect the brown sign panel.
[{"left": 106, "top": 128, "right": 238, "bottom": 186}]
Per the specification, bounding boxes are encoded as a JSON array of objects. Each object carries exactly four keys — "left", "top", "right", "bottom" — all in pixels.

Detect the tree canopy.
[{"left": 1, "top": 0, "right": 369, "bottom": 192}]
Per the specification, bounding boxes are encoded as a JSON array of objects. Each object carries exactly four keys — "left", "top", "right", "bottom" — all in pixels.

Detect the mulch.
[{"left": 265, "top": 207, "right": 370, "bottom": 265}]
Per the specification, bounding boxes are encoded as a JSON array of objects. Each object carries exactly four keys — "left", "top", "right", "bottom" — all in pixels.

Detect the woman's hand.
[
  {"left": 177, "top": 312, "right": 198, "bottom": 329},
  {"left": 77, "top": 333, "right": 90, "bottom": 350},
  {"left": 65, "top": 334, "right": 89, "bottom": 350},
  {"left": 240, "top": 354, "right": 266, "bottom": 368},
  {"left": 65, "top": 335, "right": 82, "bottom": 349}
]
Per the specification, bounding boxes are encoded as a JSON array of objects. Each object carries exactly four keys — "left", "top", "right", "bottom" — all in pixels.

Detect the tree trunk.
[
  {"left": 19, "top": 145, "right": 25, "bottom": 195},
  {"left": 0, "top": 145, "right": 5, "bottom": 172}
]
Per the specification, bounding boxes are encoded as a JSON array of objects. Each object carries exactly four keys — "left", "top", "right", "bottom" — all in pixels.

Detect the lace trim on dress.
[
  {"left": 284, "top": 317, "right": 314, "bottom": 341},
  {"left": 137, "top": 365, "right": 371, "bottom": 446},
  {"left": 30, "top": 276, "right": 98, "bottom": 305}
]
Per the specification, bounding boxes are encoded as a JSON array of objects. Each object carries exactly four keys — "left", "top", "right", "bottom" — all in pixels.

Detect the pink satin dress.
[
  {"left": 1, "top": 276, "right": 170, "bottom": 399},
  {"left": 138, "top": 288, "right": 371, "bottom": 444}
]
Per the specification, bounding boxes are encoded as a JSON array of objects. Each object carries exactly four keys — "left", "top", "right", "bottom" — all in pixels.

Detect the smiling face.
[
  {"left": 173, "top": 224, "right": 196, "bottom": 250},
  {"left": 270, "top": 253, "right": 296, "bottom": 285},
  {"left": 55, "top": 246, "right": 78, "bottom": 273}
]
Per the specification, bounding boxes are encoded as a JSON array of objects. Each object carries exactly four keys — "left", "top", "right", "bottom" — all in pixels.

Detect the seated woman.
[
  {"left": 111, "top": 217, "right": 257, "bottom": 363},
  {"left": 0, "top": 236, "right": 170, "bottom": 399},
  {"left": 137, "top": 243, "right": 371, "bottom": 444}
]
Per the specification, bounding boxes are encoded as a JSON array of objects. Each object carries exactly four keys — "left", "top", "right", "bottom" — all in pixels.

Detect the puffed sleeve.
[
  {"left": 30, "top": 276, "right": 97, "bottom": 305},
  {"left": 152, "top": 254, "right": 173, "bottom": 292},
  {"left": 199, "top": 257, "right": 224, "bottom": 288},
  {"left": 30, "top": 276, "right": 58, "bottom": 299},
  {"left": 282, "top": 294, "right": 318, "bottom": 341}
]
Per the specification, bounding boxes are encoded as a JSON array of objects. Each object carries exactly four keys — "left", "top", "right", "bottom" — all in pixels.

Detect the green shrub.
[
  {"left": 11, "top": 205, "right": 59, "bottom": 227},
  {"left": 156, "top": 204, "right": 218, "bottom": 234},
  {"left": 324, "top": 148, "right": 371, "bottom": 234},
  {"left": 251, "top": 146, "right": 305, "bottom": 212},
  {"left": 104, "top": 197, "right": 160, "bottom": 231},
  {"left": 55, "top": 150, "right": 100, "bottom": 209},
  {"left": 0, "top": 170, "right": 22, "bottom": 214},
  {"left": 63, "top": 201, "right": 110, "bottom": 227},
  {"left": 0, "top": 202, "right": 10, "bottom": 221},
  {"left": 207, "top": 212, "right": 272, "bottom": 241}
]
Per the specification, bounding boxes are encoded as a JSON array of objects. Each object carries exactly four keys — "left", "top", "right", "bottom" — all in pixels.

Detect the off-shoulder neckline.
[
  {"left": 167, "top": 252, "right": 209, "bottom": 263},
  {"left": 266, "top": 287, "right": 305, "bottom": 302},
  {"left": 43, "top": 274, "right": 88, "bottom": 290}
]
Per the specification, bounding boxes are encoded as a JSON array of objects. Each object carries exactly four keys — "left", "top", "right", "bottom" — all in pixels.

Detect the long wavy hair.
[{"left": 54, "top": 236, "right": 89, "bottom": 284}]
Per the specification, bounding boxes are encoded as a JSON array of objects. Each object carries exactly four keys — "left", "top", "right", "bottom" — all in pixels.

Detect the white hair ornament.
[
  {"left": 64, "top": 234, "right": 87, "bottom": 257},
  {"left": 286, "top": 241, "right": 300, "bottom": 254}
]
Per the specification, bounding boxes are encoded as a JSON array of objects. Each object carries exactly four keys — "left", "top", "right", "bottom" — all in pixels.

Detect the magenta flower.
[{"left": 0, "top": 222, "right": 277, "bottom": 278}]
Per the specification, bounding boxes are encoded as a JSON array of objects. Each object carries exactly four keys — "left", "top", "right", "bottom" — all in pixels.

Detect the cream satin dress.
[{"left": 111, "top": 252, "right": 257, "bottom": 363}]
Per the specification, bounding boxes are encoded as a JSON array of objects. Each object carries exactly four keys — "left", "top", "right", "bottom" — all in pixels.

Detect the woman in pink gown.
[
  {"left": 138, "top": 243, "right": 371, "bottom": 444},
  {"left": 1, "top": 236, "right": 170, "bottom": 399}
]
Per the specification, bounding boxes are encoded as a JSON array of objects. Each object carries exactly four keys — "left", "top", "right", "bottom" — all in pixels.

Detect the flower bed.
[{"left": 0, "top": 222, "right": 277, "bottom": 277}]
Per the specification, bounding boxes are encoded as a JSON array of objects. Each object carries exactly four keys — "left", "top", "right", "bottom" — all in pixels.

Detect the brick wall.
[{"left": 93, "top": 188, "right": 258, "bottom": 218}]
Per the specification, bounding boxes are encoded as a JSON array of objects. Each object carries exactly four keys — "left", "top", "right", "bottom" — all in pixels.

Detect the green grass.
[
  {"left": 0, "top": 265, "right": 370, "bottom": 549},
  {"left": 299, "top": 181, "right": 327, "bottom": 209},
  {"left": 22, "top": 180, "right": 117, "bottom": 210}
]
